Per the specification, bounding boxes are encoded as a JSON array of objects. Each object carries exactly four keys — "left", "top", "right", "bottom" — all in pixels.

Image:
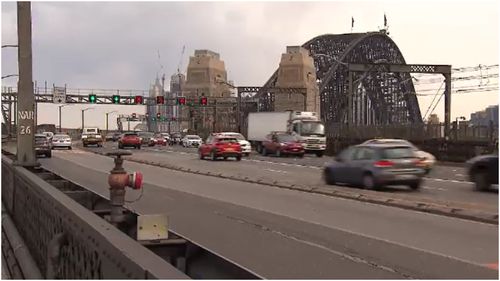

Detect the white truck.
[
  {"left": 81, "top": 127, "right": 103, "bottom": 147},
  {"left": 247, "top": 111, "right": 327, "bottom": 157}
]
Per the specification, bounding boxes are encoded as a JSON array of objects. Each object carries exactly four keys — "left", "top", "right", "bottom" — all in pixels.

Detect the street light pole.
[
  {"left": 58, "top": 104, "right": 68, "bottom": 133},
  {"left": 105, "top": 111, "right": 117, "bottom": 134},
  {"left": 81, "top": 108, "right": 94, "bottom": 132}
]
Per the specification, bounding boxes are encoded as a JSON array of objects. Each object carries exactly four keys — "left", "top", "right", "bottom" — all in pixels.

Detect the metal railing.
[{"left": 1, "top": 155, "right": 188, "bottom": 279}]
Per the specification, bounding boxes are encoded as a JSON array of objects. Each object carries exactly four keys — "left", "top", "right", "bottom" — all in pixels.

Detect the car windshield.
[
  {"left": 223, "top": 133, "right": 245, "bottom": 140},
  {"left": 367, "top": 139, "right": 416, "bottom": 149},
  {"left": 381, "top": 147, "right": 416, "bottom": 159},
  {"left": 53, "top": 135, "right": 69, "bottom": 139},
  {"left": 84, "top": 129, "right": 98, "bottom": 134},
  {"left": 187, "top": 136, "right": 200, "bottom": 140},
  {"left": 35, "top": 135, "right": 47, "bottom": 143},
  {"left": 300, "top": 122, "right": 325, "bottom": 136},
  {"left": 277, "top": 135, "right": 298, "bottom": 142},
  {"left": 216, "top": 138, "right": 238, "bottom": 143},
  {"left": 138, "top": 132, "right": 154, "bottom": 137},
  {"left": 124, "top": 133, "right": 138, "bottom": 137}
]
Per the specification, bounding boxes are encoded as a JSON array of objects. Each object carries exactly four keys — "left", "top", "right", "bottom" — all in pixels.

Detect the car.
[
  {"left": 170, "top": 132, "right": 182, "bottom": 145},
  {"left": 323, "top": 143, "right": 426, "bottom": 190},
  {"left": 362, "top": 139, "right": 435, "bottom": 174},
  {"left": 81, "top": 128, "right": 103, "bottom": 147},
  {"left": 118, "top": 132, "right": 142, "bottom": 149},
  {"left": 105, "top": 132, "right": 121, "bottom": 142},
  {"left": 152, "top": 133, "right": 167, "bottom": 146},
  {"left": 261, "top": 132, "right": 304, "bottom": 157},
  {"left": 35, "top": 134, "right": 52, "bottom": 158},
  {"left": 182, "top": 135, "right": 202, "bottom": 147},
  {"left": 137, "top": 132, "right": 155, "bottom": 146},
  {"left": 51, "top": 134, "right": 72, "bottom": 150},
  {"left": 160, "top": 133, "right": 170, "bottom": 143},
  {"left": 467, "top": 154, "right": 498, "bottom": 191},
  {"left": 214, "top": 132, "right": 252, "bottom": 156},
  {"left": 42, "top": 131, "right": 54, "bottom": 142},
  {"left": 199, "top": 135, "right": 242, "bottom": 161}
]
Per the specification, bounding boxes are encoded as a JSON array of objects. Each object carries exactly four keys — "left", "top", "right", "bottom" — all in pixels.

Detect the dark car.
[
  {"left": 118, "top": 132, "right": 141, "bottom": 149},
  {"left": 467, "top": 154, "right": 498, "bottom": 191},
  {"left": 323, "top": 144, "right": 426, "bottom": 190},
  {"left": 138, "top": 132, "right": 155, "bottom": 146},
  {"left": 105, "top": 132, "right": 122, "bottom": 142},
  {"left": 262, "top": 132, "right": 304, "bottom": 157},
  {"left": 35, "top": 134, "right": 52, "bottom": 158}
]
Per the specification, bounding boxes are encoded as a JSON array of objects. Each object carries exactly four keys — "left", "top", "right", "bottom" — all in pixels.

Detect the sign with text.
[{"left": 52, "top": 87, "right": 66, "bottom": 104}]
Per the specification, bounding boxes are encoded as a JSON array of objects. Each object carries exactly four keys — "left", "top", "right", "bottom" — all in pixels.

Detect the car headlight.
[
  {"left": 82, "top": 135, "right": 88, "bottom": 139},
  {"left": 96, "top": 135, "right": 102, "bottom": 139}
]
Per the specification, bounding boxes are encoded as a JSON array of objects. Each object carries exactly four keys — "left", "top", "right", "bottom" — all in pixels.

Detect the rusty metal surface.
[{"left": 1, "top": 155, "right": 188, "bottom": 279}]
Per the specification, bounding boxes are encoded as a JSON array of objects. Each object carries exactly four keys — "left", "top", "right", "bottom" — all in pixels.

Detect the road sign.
[{"left": 52, "top": 87, "right": 66, "bottom": 104}]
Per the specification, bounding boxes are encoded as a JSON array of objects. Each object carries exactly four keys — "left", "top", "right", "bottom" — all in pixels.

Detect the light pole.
[
  {"left": 455, "top": 116, "right": 466, "bottom": 140},
  {"left": 105, "top": 110, "right": 117, "bottom": 134},
  {"left": 81, "top": 107, "right": 94, "bottom": 132},
  {"left": 58, "top": 104, "right": 69, "bottom": 133}
]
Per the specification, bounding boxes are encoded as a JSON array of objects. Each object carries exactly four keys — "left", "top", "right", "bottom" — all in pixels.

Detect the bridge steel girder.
[{"left": 261, "top": 31, "right": 435, "bottom": 138}]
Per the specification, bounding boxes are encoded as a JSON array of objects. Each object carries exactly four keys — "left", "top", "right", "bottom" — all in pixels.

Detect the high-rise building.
[
  {"left": 470, "top": 105, "right": 498, "bottom": 127},
  {"left": 147, "top": 76, "right": 167, "bottom": 132}
]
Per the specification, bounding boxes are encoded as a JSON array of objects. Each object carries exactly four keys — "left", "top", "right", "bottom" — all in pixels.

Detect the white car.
[
  {"left": 362, "top": 139, "right": 436, "bottom": 174},
  {"left": 215, "top": 132, "right": 252, "bottom": 156},
  {"left": 51, "top": 134, "right": 72, "bottom": 150},
  {"left": 182, "top": 135, "right": 202, "bottom": 147}
]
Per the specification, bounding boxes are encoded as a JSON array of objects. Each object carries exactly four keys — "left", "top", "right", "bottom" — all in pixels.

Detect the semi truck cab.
[{"left": 288, "top": 112, "right": 326, "bottom": 157}]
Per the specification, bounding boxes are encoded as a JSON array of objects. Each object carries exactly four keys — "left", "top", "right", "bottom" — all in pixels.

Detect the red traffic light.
[
  {"left": 177, "top": 97, "right": 186, "bottom": 105},
  {"left": 156, "top": 96, "right": 165, "bottom": 104},
  {"left": 131, "top": 113, "right": 137, "bottom": 119},
  {"left": 200, "top": 96, "right": 208, "bottom": 106},
  {"left": 156, "top": 112, "right": 161, "bottom": 118},
  {"left": 134, "top": 95, "right": 144, "bottom": 104}
]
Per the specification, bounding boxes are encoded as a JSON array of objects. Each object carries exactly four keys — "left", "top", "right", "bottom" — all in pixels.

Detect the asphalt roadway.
[
  {"left": 34, "top": 146, "right": 498, "bottom": 279},
  {"left": 86, "top": 142, "right": 498, "bottom": 213}
]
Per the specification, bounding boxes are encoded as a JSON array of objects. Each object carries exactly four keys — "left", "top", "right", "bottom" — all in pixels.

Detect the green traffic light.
[
  {"left": 112, "top": 95, "right": 120, "bottom": 104},
  {"left": 89, "top": 94, "right": 97, "bottom": 103}
]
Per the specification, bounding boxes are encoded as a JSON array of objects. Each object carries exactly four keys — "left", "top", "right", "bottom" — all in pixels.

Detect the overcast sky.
[{"left": 1, "top": 0, "right": 499, "bottom": 130}]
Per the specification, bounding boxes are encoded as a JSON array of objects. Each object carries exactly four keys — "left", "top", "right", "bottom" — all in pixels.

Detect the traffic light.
[
  {"left": 112, "top": 95, "right": 120, "bottom": 104},
  {"left": 156, "top": 96, "right": 165, "bottom": 104},
  {"left": 156, "top": 113, "right": 161, "bottom": 120},
  {"left": 177, "top": 97, "right": 186, "bottom": 105},
  {"left": 200, "top": 96, "right": 208, "bottom": 106},
  {"left": 131, "top": 113, "right": 137, "bottom": 119},
  {"left": 89, "top": 94, "right": 97, "bottom": 103},
  {"left": 134, "top": 95, "right": 144, "bottom": 104}
]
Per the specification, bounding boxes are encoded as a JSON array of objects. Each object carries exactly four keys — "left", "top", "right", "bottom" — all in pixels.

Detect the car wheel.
[
  {"left": 244, "top": 153, "right": 250, "bottom": 157},
  {"left": 223, "top": 157, "right": 228, "bottom": 161},
  {"left": 409, "top": 180, "right": 421, "bottom": 190},
  {"left": 210, "top": 151, "right": 217, "bottom": 161},
  {"left": 262, "top": 147, "right": 268, "bottom": 156},
  {"left": 323, "top": 168, "right": 336, "bottom": 185},
  {"left": 236, "top": 155, "right": 242, "bottom": 161},
  {"left": 118, "top": 144, "right": 123, "bottom": 149},
  {"left": 363, "top": 174, "right": 379, "bottom": 190},
  {"left": 83, "top": 143, "right": 87, "bottom": 147},
  {"left": 473, "top": 171, "right": 491, "bottom": 191},
  {"left": 276, "top": 150, "right": 281, "bottom": 157},
  {"left": 316, "top": 151, "right": 324, "bottom": 158},
  {"left": 68, "top": 146, "right": 72, "bottom": 150},
  {"left": 46, "top": 152, "right": 52, "bottom": 158},
  {"left": 137, "top": 145, "right": 141, "bottom": 150},
  {"left": 199, "top": 150, "right": 205, "bottom": 160},
  {"left": 298, "top": 153, "right": 304, "bottom": 158}
]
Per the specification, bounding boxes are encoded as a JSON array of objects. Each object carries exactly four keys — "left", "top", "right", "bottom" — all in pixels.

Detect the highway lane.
[
  {"left": 83, "top": 143, "right": 498, "bottom": 212},
  {"left": 139, "top": 143, "right": 470, "bottom": 181},
  {"left": 37, "top": 149, "right": 498, "bottom": 278}
]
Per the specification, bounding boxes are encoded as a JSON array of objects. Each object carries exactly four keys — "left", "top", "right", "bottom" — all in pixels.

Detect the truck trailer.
[{"left": 247, "top": 111, "right": 326, "bottom": 157}]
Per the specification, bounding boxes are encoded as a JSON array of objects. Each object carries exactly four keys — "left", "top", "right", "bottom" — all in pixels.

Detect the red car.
[
  {"left": 262, "top": 132, "right": 304, "bottom": 157},
  {"left": 152, "top": 134, "right": 167, "bottom": 146},
  {"left": 118, "top": 132, "right": 141, "bottom": 149},
  {"left": 199, "top": 136, "right": 242, "bottom": 161}
]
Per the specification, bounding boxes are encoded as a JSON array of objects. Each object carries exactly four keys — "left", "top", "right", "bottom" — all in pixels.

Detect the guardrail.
[{"left": 1, "top": 154, "right": 188, "bottom": 279}]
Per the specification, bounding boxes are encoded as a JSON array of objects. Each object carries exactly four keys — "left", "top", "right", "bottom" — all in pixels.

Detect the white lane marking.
[
  {"left": 422, "top": 186, "right": 447, "bottom": 191},
  {"left": 455, "top": 173, "right": 464, "bottom": 177},
  {"left": 425, "top": 177, "right": 472, "bottom": 185},
  {"left": 264, "top": 168, "right": 288, "bottom": 174}
]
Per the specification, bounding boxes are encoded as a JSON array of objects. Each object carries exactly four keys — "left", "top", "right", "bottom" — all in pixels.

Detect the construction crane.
[{"left": 177, "top": 45, "right": 186, "bottom": 75}]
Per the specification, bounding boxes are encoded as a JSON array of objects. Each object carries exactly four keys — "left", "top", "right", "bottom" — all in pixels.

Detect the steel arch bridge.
[{"left": 260, "top": 31, "right": 423, "bottom": 126}]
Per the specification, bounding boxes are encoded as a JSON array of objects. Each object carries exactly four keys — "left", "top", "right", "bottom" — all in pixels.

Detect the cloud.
[{"left": 1, "top": 1, "right": 498, "bottom": 129}]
